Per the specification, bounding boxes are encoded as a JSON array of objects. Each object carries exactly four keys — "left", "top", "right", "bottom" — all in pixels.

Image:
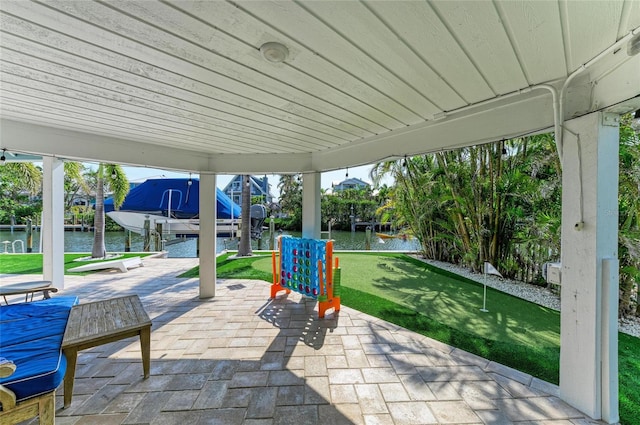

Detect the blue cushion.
[{"left": 0, "top": 296, "right": 79, "bottom": 402}]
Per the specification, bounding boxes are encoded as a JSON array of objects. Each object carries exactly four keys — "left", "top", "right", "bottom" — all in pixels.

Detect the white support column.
[
  {"left": 42, "top": 156, "right": 65, "bottom": 288},
  {"left": 199, "top": 173, "right": 216, "bottom": 298},
  {"left": 302, "top": 172, "right": 321, "bottom": 239},
  {"left": 601, "top": 257, "right": 619, "bottom": 423},
  {"left": 559, "top": 111, "right": 619, "bottom": 422}
]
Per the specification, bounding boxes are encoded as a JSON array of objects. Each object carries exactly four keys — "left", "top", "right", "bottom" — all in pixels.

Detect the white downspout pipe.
[
  {"left": 556, "top": 26, "right": 640, "bottom": 162},
  {"left": 513, "top": 26, "right": 640, "bottom": 165}
]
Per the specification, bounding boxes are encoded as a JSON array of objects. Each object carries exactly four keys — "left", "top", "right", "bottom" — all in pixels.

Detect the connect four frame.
[{"left": 270, "top": 236, "right": 340, "bottom": 318}]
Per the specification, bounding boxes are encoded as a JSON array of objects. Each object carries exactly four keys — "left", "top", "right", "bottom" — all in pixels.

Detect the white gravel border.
[{"left": 413, "top": 256, "right": 640, "bottom": 338}]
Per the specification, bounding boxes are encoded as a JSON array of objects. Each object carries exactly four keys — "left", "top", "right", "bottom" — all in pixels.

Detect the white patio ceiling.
[{"left": 1, "top": 1, "right": 639, "bottom": 174}]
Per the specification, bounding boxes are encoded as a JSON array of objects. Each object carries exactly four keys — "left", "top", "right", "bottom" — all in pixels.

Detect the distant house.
[
  {"left": 222, "top": 175, "right": 274, "bottom": 205},
  {"left": 332, "top": 177, "right": 370, "bottom": 192}
]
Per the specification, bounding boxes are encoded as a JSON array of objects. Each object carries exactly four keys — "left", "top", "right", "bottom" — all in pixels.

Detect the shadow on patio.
[{"left": 8, "top": 257, "right": 597, "bottom": 425}]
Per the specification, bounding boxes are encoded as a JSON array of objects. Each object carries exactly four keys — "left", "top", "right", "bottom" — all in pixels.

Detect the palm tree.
[
  {"left": 3, "top": 162, "right": 42, "bottom": 195},
  {"left": 0, "top": 161, "right": 42, "bottom": 225},
  {"left": 238, "top": 175, "right": 253, "bottom": 256},
  {"left": 618, "top": 113, "right": 640, "bottom": 317},
  {"left": 91, "top": 164, "right": 128, "bottom": 258},
  {"left": 277, "top": 174, "right": 303, "bottom": 229}
]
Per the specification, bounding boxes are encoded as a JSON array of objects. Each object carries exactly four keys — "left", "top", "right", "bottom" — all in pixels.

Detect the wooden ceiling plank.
[
  {"left": 0, "top": 1, "right": 387, "bottom": 136},
  {"left": 236, "top": 0, "right": 432, "bottom": 122},
  {"left": 6, "top": 36, "right": 356, "bottom": 141},
  {"left": 622, "top": 0, "right": 640, "bottom": 35},
  {"left": 1, "top": 118, "right": 220, "bottom": 173},
  {"left": 1, "top": 88, "right": 303, "bottom": 155},
  {"left": 0, "top": 101, "right": 248, "bottom": 155},
  {"left": 564, "top": 0, "right": 624, "bottom": 70},
  {"left": 366, "top": 1, "right": 494, "bottom": 106},
  {"left": 113, "top": 0, "right": 413, "bottom": 129},
  {"left": 36, "top": 0, "right": 398, "bottom": 134},
  {"left": 0, "top": 79, "right": 318, "bottom": 155},
  {"left": 0, "top": 87, "right": 313, "bottom": 158},
  {"left": 431, "top": 1, "right": 529, "bottom": 95},
  {"left": 495, "top": 0, "right": 567, "bottom": 85},
  {"left": 1, "top": 43, "right": 347, "bottom": 147},
  {"left": 1, "top": 62, "right": 334, "bottom": 151},
  {"left": 300, "top": 0, "right": 462, "bottom": 113},
  {"left": 0, "top": 26, "right": 368, "bottom": 142}
]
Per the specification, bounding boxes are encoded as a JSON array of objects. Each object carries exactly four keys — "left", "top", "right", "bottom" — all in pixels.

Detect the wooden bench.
[
  {"left": 61, "top": 295, "right": 152, "bottom": 408},
  {"left": 0, "top": 281, "right": 57, "bottom": 305},
  {"left": 0, "top": 387, "right": 55, "bottom": 425},
  {"left": 67, "top": 256, "right": 143, "bottom": 273}
]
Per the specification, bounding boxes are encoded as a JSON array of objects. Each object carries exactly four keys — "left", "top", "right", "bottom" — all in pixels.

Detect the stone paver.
[
  {"left": 355, "top": 384, "right": 388, "bottom": 414},
  {"left": 4, "top": 258, "right": 605, "bottom": 425},
  {"left": 378, "top": 383, "right": 411, "bottom": 403},
  {"left": 331, "top": 384, "right": 359, "bottom": 404},
  {"left": 364, "top": 414, "right": 396, "bottom": 425},
  {"left": 427, "top": 401, "right": 480, "bottom": 424},
  {"left": 387, "top": 401, "right": 437, "bottom": 424}
]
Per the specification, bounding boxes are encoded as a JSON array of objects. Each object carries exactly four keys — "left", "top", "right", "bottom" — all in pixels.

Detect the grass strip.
[
  {"left": 336, "top": 253, "right": 561, "bottom": 348},
  {"left": 178, "top": 253, "right": 273, "bottom": 281},
  {"left": 619, "top": 332, "right": 640, "bottom": 424},
  {"left": 0, "top": 253, "right": 153, "bottom": 275}
]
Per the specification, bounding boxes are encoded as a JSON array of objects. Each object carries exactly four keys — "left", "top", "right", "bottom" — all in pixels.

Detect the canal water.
[{"left": 0, "top": 229, "right": 419, "bottom": 258}]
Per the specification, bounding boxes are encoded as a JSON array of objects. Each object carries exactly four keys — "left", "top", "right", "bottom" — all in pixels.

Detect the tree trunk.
[
  {"left": 238, "top": 175, "right": 253, "bottom": 256},
  {"left": 92, "top": 166, "right": 106, "bottom": 258},
  {"left": 490, "top": 142, "right": 504, "bottom": 262},
  {"left": 435, "top": 153, "right": 472, "bottom": 255}
]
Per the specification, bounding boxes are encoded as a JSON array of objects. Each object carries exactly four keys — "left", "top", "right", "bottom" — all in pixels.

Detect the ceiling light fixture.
[
  {"left": 345, "top": 167, "right": 349, "bottom": 178},
  {"left": 0, "top": 149, "right": 6, "bottom": 166},
  {"left": 260, "top": 42, "right": 289, "bottom": 63}
]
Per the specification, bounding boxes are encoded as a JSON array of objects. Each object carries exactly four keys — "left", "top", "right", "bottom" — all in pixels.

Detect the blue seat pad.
[{"left": 0, "top": 296, "right": 79, "bottom": 402}]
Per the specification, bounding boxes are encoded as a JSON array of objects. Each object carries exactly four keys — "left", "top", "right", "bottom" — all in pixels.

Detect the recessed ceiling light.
[{"left": 260, "top": 42, "right": 289, "bottom": 63}]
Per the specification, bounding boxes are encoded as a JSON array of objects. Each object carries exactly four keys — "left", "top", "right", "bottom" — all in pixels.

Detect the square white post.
[
  {"left": 302, "top": 172, "right": 321, "bottom": 239},
  {"left": 560, "top": 111, "right": 619, "bottom": 422},
  {"left": 42, "top": 156, "right": 65, "bottom": 288},
  {"left": 199, "top": 173, "right": 216, "bottom": 298}
]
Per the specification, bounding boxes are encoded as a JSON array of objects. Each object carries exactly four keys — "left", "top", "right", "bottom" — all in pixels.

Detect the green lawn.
[
  {"left": 0, "top": 253, "right": 153, "bottom": 275},
  {"left": 202, "top": 253, "right": 560, "bottom": 347}
]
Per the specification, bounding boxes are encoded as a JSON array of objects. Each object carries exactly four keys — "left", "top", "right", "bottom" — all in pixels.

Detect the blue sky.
[{"left": 121, "top": 164, "right": 382, "bottom": 199}]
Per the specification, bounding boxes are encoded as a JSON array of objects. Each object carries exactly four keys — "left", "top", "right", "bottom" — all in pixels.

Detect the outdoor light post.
[{"left": 350, "top": 204, "right": 355, "bottom": 234}]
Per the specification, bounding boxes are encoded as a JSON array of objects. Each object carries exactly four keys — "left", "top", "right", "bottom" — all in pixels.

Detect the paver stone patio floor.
[{"left": 2, "top": 257, "right": 604, "bottom": 425}]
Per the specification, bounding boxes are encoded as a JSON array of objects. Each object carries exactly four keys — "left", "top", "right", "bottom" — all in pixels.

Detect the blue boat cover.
[
  {"left": 0, "top": 296, "right": 79, "bottom": 402},
  {"left": 104, "top": 178, "right": 241, "bottom": 219}
]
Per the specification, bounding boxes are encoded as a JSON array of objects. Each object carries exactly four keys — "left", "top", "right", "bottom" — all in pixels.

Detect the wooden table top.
[{"left": 62, "top": 295, "right": 151, "bottom": 348}]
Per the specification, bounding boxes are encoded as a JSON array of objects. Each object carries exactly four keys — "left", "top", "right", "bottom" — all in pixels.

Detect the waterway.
[{"left": 0, "top": 229, "right": 419, "bottom": 258}]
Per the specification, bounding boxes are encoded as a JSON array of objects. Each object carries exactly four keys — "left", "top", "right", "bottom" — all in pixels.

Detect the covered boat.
[{"left": 105, "top": 178, "right": 264, "bottom": 238}]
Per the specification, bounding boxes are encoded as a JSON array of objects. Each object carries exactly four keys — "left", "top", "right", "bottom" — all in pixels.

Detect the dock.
[{"left": 0, "top": 225, "right": 93, "bottom": 232}]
